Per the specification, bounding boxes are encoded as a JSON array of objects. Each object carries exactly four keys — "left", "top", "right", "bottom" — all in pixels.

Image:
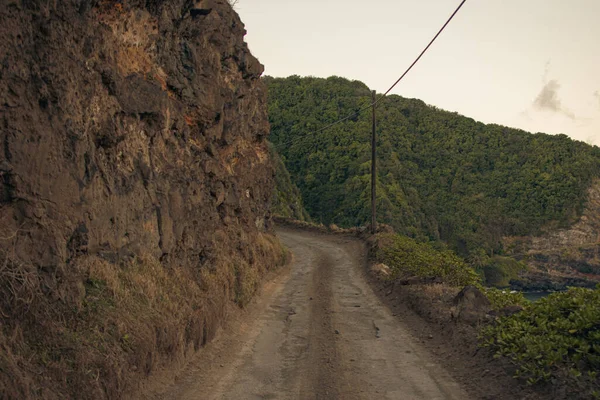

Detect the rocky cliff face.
[
  {"left": 0, "top": 1, "right": 284, "bottom": 398},
  {"left": 529, "top": 180, "right": 600, "bottom": 250},
  {"left": 506, "top": 180, "right": 600, "bottom": 290}
]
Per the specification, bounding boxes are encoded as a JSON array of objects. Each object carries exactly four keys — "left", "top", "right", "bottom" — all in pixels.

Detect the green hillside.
[
  {"left": 266, "top": 75, "right": 600, "bottom": 258},
  {"left": 270, "top": 143, "right": 311, "bottom": 221}
]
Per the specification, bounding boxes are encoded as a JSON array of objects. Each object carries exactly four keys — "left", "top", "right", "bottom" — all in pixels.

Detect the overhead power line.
[
  {"left": 376, "top": 0, "right": 467, "bottom": 102},
  {"left": 275, "top": 0, "right": 467, "bottom": 148}
]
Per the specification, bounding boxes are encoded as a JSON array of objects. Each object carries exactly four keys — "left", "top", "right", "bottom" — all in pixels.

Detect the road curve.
[{"left": 158, "top": 228, "right": 470, "bottom": 400}]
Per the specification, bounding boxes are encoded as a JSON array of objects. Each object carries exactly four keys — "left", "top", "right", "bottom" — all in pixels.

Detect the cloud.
[
  {"left": 543, "top": 60, "right": 551, "bottom": 81},
  {"left": 533, "top": 79, "right": 575, "bottom": 119},
  {"left": 517, "top": 110, "right": 532, "bottom": 121},
  {"left": 595, "top": 91, "right": 600, "bottom": 109}
]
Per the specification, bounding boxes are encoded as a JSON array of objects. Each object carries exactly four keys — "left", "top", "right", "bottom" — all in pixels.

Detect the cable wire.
[
  {"left": 376, "top": 0, "right": 467, "bottom": 102},
  {"left": 274, "top": 0, "right": 467, "bottom": 149}
]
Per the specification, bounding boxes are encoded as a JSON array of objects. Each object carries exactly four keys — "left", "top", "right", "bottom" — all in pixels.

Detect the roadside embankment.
[
  {"left": 367, "top": 230, "right": 600, "bottom": 400},
  {"left": 275, "top": 218, "right": 600, "bottom": 399}
]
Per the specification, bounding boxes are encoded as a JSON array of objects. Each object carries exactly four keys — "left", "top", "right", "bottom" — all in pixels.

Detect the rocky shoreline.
[{"left": 510, "top": 272, "right": 599, "bottom": 292}]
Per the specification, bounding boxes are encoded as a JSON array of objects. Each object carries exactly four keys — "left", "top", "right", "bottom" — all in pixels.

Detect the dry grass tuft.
[
  {"left": 418, "top": 283, "right": 460, "bottom": 304},
  {"left": 0, "top": 225, "right": 287, "bottom": 399}
]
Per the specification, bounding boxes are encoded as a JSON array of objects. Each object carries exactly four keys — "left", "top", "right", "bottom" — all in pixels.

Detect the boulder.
[{"left": 452, "top": 285, "right": 491, "bottom": 323}]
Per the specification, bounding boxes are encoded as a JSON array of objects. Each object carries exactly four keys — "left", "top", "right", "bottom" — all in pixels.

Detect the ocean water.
[{"left": 522, "top": 291, "right": 553, "bottom": 302}]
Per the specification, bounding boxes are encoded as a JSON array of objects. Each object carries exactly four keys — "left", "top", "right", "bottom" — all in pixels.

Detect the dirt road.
[{"left": 157, "top": 228, "right": 470, "bottom": 400}]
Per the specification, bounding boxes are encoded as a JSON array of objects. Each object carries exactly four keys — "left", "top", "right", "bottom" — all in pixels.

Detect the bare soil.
[
  {"left": 151, "top": 228, "right": 472, "bottom": 399},
  {"left": 367, "top": 277, "right": 544, "bottom": 400}
]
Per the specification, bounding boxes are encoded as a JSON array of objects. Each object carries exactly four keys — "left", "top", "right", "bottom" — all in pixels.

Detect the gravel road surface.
[{"left": 158, "top": 228, "right": 470, "bottom": 400}]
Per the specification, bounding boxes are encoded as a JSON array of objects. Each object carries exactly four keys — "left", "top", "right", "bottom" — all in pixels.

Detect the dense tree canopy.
[
  {"left": 266, "top": 75, "right": 600, "bottom": 258},
  {"left": 270, "top": 143, "right": 311, "bottom": 221}
]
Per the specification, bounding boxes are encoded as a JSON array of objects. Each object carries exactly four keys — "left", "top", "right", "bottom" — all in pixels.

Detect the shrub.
[
  {"left": 482, "top": 256, "right": 526, "bottom": 287},
  {"left": 480, "top": 287, "right": 600, "bottom": 394},
  {"left": 375, "top": 233, "right": 481, "bottom": 286},
  {"left": 481, "top": 286, "right": 529, "bottom": 311}
]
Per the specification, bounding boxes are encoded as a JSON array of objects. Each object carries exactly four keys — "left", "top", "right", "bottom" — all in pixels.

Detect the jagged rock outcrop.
[
  {"left": 0, "top": 1, "right": 284, "bottom": 398},
  {"left": 505, "top": 180, "right": 600, "bottom": 290},
  {"left": 530, "top": 180, "right": 600, "bottom": 249},
  {"left": 0, "top": 0, "right": 271, "bottom": 273}
]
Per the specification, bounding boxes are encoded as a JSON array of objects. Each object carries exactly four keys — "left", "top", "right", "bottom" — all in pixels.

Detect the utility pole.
[{"left": 370, "top": 90, "right": 377, "bottom": 234}]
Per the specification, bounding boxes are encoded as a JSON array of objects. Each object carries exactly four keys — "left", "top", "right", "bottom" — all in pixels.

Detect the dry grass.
[
  {"left": 418, "top": 283, "right": 459, "bottom": 301},
  {"left": 0, "top": 226, "right": 287, "bottom": 399}
]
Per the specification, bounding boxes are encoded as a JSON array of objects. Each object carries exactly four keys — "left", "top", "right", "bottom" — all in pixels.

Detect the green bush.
[
  {"left": 480, "top": 287, "right": 600, "bottom": 393},
  {"left": 376, "top": 233, "right": 481, "bottom": 286},
  {"left": 482, "top": 256, "right": 527, "bottom": 287},
  {"left": 481, "top": 286, "right": 529, "bottom": 311}
]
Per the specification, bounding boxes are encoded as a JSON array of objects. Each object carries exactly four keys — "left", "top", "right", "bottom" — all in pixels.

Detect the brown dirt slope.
[{"left": 0, "top": 1, "right": 284, "bottom": 398}]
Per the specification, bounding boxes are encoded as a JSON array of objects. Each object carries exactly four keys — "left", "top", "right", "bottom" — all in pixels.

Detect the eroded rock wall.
[
  {"left": 0, "top": 1, "right": 281, "bottom": 398},
  {"left": 1, "top": 0, "right": 271, "bottom": 272}
]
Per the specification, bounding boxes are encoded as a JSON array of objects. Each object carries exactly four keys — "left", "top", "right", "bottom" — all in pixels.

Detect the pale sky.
[{"left": 236, "top": 0, "right": 600, "bottom": 146}]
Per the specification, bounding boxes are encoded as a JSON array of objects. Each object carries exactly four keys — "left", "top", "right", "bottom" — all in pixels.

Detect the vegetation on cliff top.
[{"left": 266, "top": 75, "right": 600, "bottom": 261}]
